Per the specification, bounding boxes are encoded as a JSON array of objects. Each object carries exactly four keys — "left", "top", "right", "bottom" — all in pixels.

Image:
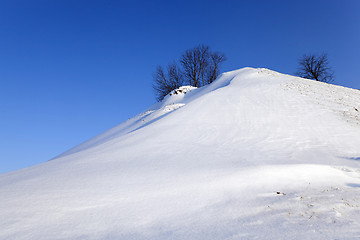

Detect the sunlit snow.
[{"left": 1, "top": 68, "right": 360, "bottom": 239}]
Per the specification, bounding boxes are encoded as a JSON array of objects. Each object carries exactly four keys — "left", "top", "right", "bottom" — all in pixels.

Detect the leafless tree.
[
  {"left": 153, "top": 45, "right": 226, "bottom": 101},
  {"left": 206, "top": 52, "right": 226, "bottom": 85},
  {"left": 152, "top": 63, "right": 184, "bottom": 101},
  {"left": 180, "top": 45, "right": 210, "bottom": 87},
  {"left": 167, "top": 62, "right": 183, "bottom": 87},
  {"left": 296, "top": 53, "right": 334, "bottom": 83}
]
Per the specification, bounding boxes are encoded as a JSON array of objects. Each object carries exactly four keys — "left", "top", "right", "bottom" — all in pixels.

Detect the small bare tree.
[
  {"left": 206, "top": 52, "right": 226, "bottom": 85},
  {"left": 152, "top": 63, "right": 183, "bottom": 101},
  {"left": 180, "top": 45, "right": 210, "bottom": 87},
  {"left": 153, "top": 45, "right": 226, "bottom": 101},
  {"left": 180, "top": 45, "right": 226, "bottom": 87},
  {"left": 296, "top": 53, "right": 334, "bottom": 83}
]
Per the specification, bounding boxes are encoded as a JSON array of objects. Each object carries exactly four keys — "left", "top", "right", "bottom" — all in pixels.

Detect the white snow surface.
[{"left": 1, "top": 67, "right": 360, "bottom": 239}]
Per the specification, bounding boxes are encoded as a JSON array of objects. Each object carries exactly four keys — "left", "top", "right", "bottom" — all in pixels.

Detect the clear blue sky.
[{"left": 1, "top": 0, "right": 359, "bottom": 174}]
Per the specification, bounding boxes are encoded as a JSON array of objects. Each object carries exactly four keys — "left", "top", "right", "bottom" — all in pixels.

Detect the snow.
[{"left": 1, "top": 67, "right": 360, "bottom": 239}]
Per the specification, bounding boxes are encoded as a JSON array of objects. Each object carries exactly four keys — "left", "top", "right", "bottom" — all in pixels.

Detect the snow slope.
[{"left": 1, "top": 67, "right": 360, "bottom": 239}]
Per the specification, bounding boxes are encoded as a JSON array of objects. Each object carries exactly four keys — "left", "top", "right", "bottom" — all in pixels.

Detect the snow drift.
[{"left": 1, "top": 68, "right": 360, "bottom": 239}]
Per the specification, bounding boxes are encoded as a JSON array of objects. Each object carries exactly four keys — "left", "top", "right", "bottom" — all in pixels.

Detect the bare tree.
[
  {"left": 206, "top": 52, "right": 226, "bottom": 85},
  {"left": 296, "top": 53, "right": 334, "bottom": 83},
  {"left": 153, "top": 45, "right": 226, "bottom": 101},
  {"left": 180, "top": 45, "right": 210, "bottom": 87},
  {"left": 152, "top": 63, "right": 184, "bottom": 101},
  {"left": 167, "top": 62, "right": 183, "bottom": 88}
]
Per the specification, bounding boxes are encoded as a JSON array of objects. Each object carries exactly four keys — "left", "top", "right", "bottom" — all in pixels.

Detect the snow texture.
[{"left": 1, "top": 67, "right": 360, "bottom": 239}]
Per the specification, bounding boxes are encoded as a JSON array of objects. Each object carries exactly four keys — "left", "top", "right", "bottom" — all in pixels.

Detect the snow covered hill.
[{"left": 1, "top": 67, "right": 360, "bottom": 239}]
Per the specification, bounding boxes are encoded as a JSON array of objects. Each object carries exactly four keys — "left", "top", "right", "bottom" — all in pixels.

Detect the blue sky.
[{"left": 0, "top": 0, "right": 359, "bottom": 174}]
